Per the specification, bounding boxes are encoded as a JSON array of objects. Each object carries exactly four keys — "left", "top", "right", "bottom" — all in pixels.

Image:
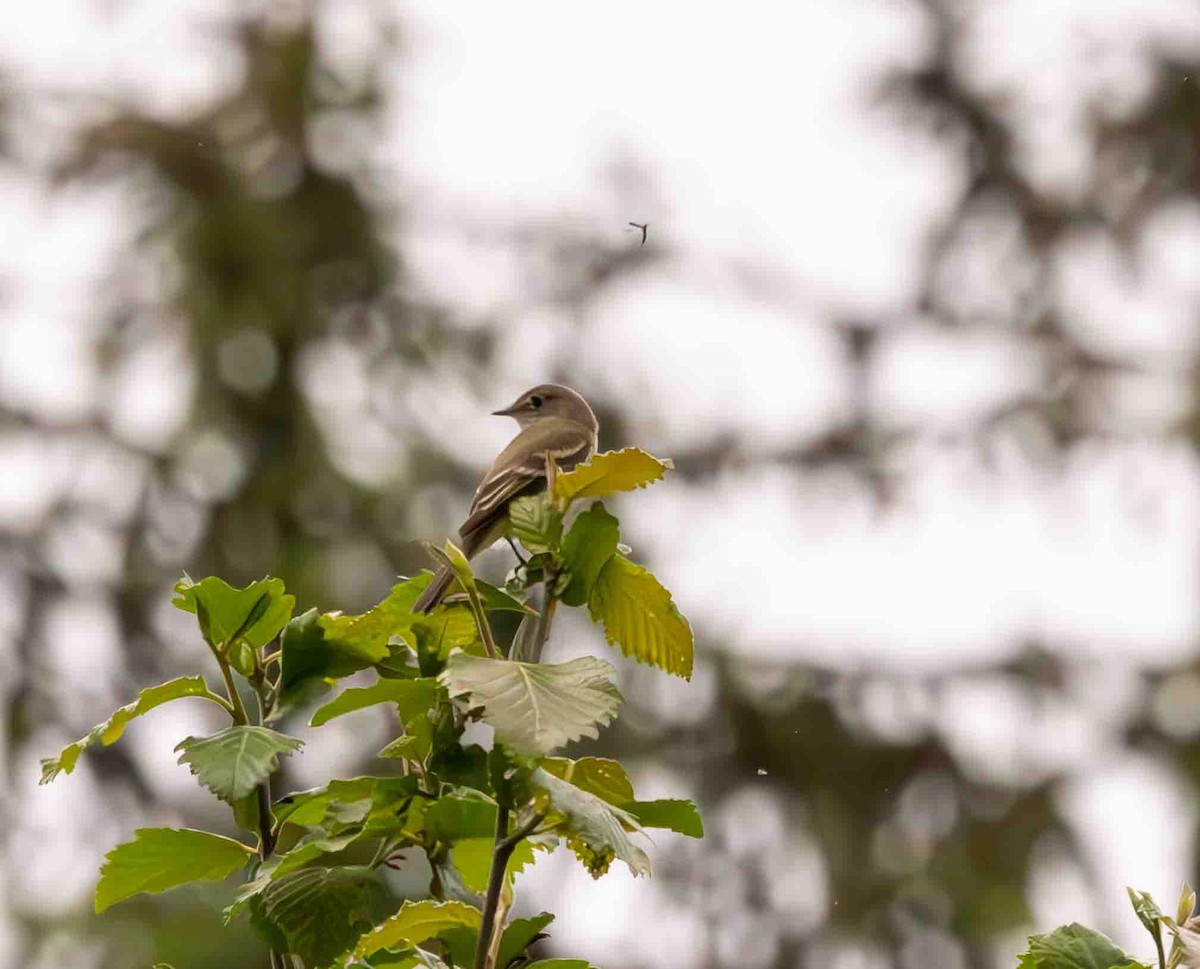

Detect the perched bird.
[{"left": 411, "top": 384, "right": 599, "bottom": 613}]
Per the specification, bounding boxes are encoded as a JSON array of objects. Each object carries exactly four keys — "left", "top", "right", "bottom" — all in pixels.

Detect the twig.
[
  {"left": 473, "top": 809, "right": 545, "bottom": 969},
  {"left": 530, "top": 593, "right": 558, "bottom": 665}
]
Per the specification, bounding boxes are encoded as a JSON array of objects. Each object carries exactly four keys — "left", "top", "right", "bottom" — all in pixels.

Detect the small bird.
[{"left": 411, "top": 384, "right": 599, "bottom": 613}]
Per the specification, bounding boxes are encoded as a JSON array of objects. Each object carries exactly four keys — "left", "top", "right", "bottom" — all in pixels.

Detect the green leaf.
[
  {"left": 509, "top": 493, "right": 563, "bottom": 554},
  {"left": 1127, "top": 887, "right": 1165, "bottom": 963},
  {"left": 1016, "top": 923, "right": 1142, "bottom": 969},
  {"left": 439, "top": 654, "right": 621, "bottom": 756},
  {"left": 275, "top": 609, "right": 385, "bottom": 715},
  {"left": 318, "top": 575, "right": 435, "bottom": 660},
  {"left": 558, "top": 503, "right": 620, "bottom": 607},
  {"left": 553, "top": 447, "right": 673, "bottom": 507},
  {"left": 259, "top": 825, "right": 368, "bottom": 882},
  {"left": 274, "top": 776, "right": 420, "bottom": 827},
  {"left": 497, "top": 913, "right": 555, "bottom": 969},
  {"left": 95, "top": 828, "right": 252, "bottom": 913},
  {"left": 541, "top": 757, "right": 634, "bottom": 806},
  {"left": 411, "top": 608, "right": 484, "bottom": 661},
  {"left": 424, "top": 794, "right": 498, "bottom": 842},
  {"left": 429, "top": 540, "right": 484, "bottom": 608},
  {"left": 451, "top": 837, "right": 537, "bottom": 894},
  {"left": 40, "top": 676, "right": 214, "bottom": 783},
  {"left": 172, "top": 575, "right": 294, "bottom": 649},
  {"left": 377, "top": 735, "right": 425, "bottom": 761},
  {"left": 310, "top": 678, "right": 441, "bottom": 727},
  {"left": 626, "top": 799, "right": 704, "bottom": 838},
  {"left": 531, "top": 768, "right": 650, "bottom": 878},
  {"left": 257, "top": 866, "right": 396, "bottom": 967},
  {"left": 476, "top": 579, "right": 538, "bottom": 614},
  {"left": 175, "top": 726, "right": 303, "bottom": 802},
  {"left": 538, "top": 759, "right": 702, "bottom": 837},
  {"left": 354, "top": 899, "right": 482, "bottom": 958},
  {"left": 589, "top": 554, "right": 694, "bottom": 679}
]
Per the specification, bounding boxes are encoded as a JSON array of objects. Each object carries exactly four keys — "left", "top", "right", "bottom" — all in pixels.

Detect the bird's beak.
[{"left": 491, "top": 399, "right": 521, "bottom": 417}]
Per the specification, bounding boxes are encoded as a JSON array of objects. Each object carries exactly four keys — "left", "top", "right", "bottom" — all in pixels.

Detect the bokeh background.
[{"left": 4, "top": 0, "right": 1200, "bottom": 966}]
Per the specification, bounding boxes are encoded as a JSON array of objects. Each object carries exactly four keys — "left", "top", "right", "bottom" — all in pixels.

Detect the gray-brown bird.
[{"left": 411, "top": 384, "right": 599, "bottom": 613}]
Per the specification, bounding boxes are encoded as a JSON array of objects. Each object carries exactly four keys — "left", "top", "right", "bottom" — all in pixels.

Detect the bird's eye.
[{"left": 529, "top": 395, "right": 544, "bottom": 409}]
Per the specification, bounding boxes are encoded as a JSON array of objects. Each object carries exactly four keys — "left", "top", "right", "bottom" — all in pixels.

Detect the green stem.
[
  {"left": 200, "top": 689, "right": 236, "bottom": 717},
  {"left": 216, "top": 655, "right": 250, "bottom": 726}
]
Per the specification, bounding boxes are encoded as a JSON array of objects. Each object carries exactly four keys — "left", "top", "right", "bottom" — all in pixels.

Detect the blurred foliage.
[{"left": 5, "top": 2, "right": 1200, "bottom": 968}]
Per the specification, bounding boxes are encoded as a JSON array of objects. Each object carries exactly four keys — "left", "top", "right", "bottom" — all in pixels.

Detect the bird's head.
[{"left": 492, "top": 383, "right": 598, "bottom": 432}]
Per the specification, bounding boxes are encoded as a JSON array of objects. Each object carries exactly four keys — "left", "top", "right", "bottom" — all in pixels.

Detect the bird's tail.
[{"left": 412, "top": 564, "right": 456, "bottom": 614}]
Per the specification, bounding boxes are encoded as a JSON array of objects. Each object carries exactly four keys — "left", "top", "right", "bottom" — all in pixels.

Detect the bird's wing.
[{"left": 459, "top": 418, "right": 594, "bottom": 540}]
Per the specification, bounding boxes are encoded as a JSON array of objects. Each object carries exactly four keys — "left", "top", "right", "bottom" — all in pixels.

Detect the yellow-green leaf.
[
  {"left": 541, "top": 757, "right": 634, "bottom": 806},
  {"left": 172, "top": 575, "right": 294, "bottom": 649},
  {"left": 309, "top": 678, "right": 441, "bottom": 728},
  {"left": 451, "top": 837, "right": 537, "bottom": 893},
  {"left": 532, "top": 768, "right": 650, "bottom": 878},
  {"left": 40, "top": 676, "right": 214, "bottom": 784},
  {"left": 553, "top": 448, "right": 673, "bottom": 507},
  {"left": 588, "top": 554, "right": 693, "bottom": 679},
  {"left": 354, "top": 899, "right": 482, "bottom": 957},
  {"left": 96, "top": 827, "right": 252, "bottom": 913}
]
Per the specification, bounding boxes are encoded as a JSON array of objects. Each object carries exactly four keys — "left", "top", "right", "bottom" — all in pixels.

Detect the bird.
[{"left": 411, "top": 383, "right": 599, "bottom": 613}]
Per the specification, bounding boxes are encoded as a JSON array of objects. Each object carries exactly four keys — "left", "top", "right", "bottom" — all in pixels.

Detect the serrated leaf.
[
  {"left": 1016, "top": 923, "right": 1142, "bottom": 969},
  {"left": 310, "top": 679, "right": 441, "bottom": 727},
  {"left": 354, "top": 899, "right": 482, "bottom": 958},
  {"left": 553, "top": 447, "right": 672, "bottom": 507},
  {"left": 626, "top": 799, "right": 704, "bottom": 838},
  {"left": 558, "top": 502, "right": 620, "bottom": 607},
  {"left": 257, "top": 866, "right": 396, "bottom": 967},
  {"left": 532, "top": 768, "right": 650, "bottom": 878},
  {"left": 172, "top": 575, "right": 294, "bottom": 649},
  {"left": 508, "top": 493, "right": 563, "bottom": 554},
  {"left": 497, "top": 913, "right": 555, "bottom": 969},
  {"left": 274, "top": 776, "right": 421, "bottom": 827},
  {"left": 176, "top": 726, "right": 303, "bottom": 802},
  {"left": 541, "top": 757, "right": 634, "bottom": 806},
  {"left": 95, "top": 828, "right": 251, "bottom": 913},
  {"left": 589, "top": 554, "right": 693, "bottom": 679},
  {"left": 439, "top": 654, "right": 621, "bottom": 756},
  {"left": 40, "top": 676, "right": 214, "bottom": 783}
]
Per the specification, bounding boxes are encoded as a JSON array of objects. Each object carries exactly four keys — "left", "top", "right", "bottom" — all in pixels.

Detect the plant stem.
[
  {"left": 217, "top": 655, "right": 250, "bottom": 726},
  {"left": 474, "top": 806, "right": 509, "bottom": 969},
  {"left": 474, "top": 809, "right": 545, "bottom": 969},
  {"left": 531, "top": 590, "right": 557, "bottom": 664},
  {"left": 201, "top": 688, "right": 237, "bottom": 717}
]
